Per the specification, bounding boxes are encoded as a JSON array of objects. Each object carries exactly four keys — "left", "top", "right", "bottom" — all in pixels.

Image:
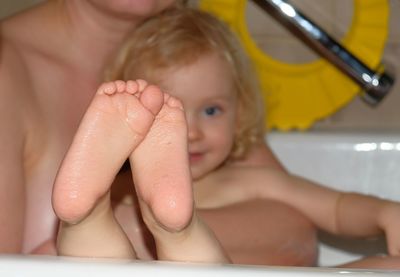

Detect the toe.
[
  {"left": 136, "top": 79, "right": 148, "bottom": 92},
  {"left": 97, "top": 82, "right": 117, "bottom": 95},
  {"left": 140, "top": 85, "right": 164, "bottom": 116},
  {"left": 165, "top": 94, "right": 184, "bottom": 110},
  {"left": 114, "top": 80, "right": 126, "bottom": 93},
  {"left": 126, "top": 80, "right": 139, "bottom": 95}
]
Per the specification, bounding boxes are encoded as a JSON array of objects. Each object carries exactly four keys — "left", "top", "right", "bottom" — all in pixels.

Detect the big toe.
[{"left": 139, "top": 85, "right": 164, "bottom": 116}]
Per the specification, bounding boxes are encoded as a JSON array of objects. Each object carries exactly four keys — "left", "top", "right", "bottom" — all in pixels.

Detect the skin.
[
  {"left": 52, "top": 52, "right": 318, "bottom": 265},
  {"left": 176, "top": 53, "right": 400, "bottom": 268},
  {"left": 6, "top": 0, "right": 396, "bottom": 268},
  {"left": 0, "top": 0, "right": 299, "bottom": 262},
  {"left": 153, "top": 52, "right": 318, "bottom": 264},
  {"left": 0, "top": 0, "right": 396, "bottom": 265},
  {"left": 0, "top": 0, "right": 174, "bottom": 254},
  {"left": 53, "top": 80, "right": 228, "bottom": 262},
  {"left": 112, "top": 52, "right": 400, "bottom": 268},
  {"left": 53, "top": 56, "right": 315, "bottom": 265}
]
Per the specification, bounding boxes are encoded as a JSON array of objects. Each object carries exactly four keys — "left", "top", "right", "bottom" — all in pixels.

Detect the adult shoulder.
[
  {"left": 0, "top": 2, "right": 56, "bottom": 116},
  {"left": 0, "top": 3, "right": 44, "bottom": 93},
  {"left": 0, "top": 7, "right": 48, "bottom": 168},
  {"left": 1, "top": 20, "right": 28, "bottom": 110},
  {"left": 0, "top": 18, "right": 33, "bottom": 118}
]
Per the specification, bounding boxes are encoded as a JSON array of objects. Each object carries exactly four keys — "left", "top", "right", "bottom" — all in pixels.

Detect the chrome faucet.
[{"left": 252, "top": 0, "right": 395, "bottom": 105}]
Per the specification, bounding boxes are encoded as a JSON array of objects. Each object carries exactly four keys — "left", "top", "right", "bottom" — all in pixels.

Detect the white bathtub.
[
  {"left": 1, "top": 131, "right": 400, "bottom": 276},
  {"left": 0, "top": 255, "right": 398, "bottom": 276}
]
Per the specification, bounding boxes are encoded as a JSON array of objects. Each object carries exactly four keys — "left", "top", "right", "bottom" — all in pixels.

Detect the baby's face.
[{"left": 159, "top": 53, "right": 238, "bottom": 180}]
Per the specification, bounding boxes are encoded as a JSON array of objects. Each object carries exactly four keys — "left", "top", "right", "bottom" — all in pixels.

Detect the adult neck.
[{"left": 56, "top": 0, "right": 143, "bottom": 71}]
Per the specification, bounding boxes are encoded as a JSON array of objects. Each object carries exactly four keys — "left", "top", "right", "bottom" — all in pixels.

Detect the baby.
[{"left": 52, "top": 7, "right": 400, "bottom": 268}]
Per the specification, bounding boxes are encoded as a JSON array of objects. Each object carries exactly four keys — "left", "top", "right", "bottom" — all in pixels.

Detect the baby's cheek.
[{"left": 217, "top": 134, "right": 235, "bottom": 158}]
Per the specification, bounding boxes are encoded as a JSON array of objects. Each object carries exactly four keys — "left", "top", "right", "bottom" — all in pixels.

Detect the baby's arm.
[
  {"left": 250, "top": 169, "right": 400, "bottom": 242},
  {"left": 206, "top": 166, "right": 399, "bottom": 243},
  {"left": 334, "top": 192, "right": 400, "bottom": 256},
  {"left": 197, "top": 166, "right": 340, "bottom": 231},
  {"left": 265, "top": 172, "right": 400, "bottom": 255}
]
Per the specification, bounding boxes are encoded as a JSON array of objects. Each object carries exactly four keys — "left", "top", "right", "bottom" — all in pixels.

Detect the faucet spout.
[{"left": 252, "top": 0, "right": 395, "bottom": 105}]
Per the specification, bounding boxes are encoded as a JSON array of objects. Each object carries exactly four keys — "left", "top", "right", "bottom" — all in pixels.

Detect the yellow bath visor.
[{"left": 199, "top": 0, "right": 389, "bottom": 130}]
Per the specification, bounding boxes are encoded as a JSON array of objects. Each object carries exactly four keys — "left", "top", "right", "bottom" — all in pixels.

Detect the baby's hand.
[{"left": 379, "top": 201, "right": 400, "bottom": 256}]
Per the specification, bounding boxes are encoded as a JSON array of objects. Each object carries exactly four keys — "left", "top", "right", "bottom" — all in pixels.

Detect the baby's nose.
[{"left": 187, "top": 119, "right": 202, "bottom": 141}]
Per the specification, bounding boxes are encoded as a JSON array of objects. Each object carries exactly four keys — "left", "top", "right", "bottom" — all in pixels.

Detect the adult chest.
[
  {"left": 23, "top": 70, "right": 155, "bottom": 256},
  {"left": 22, "top": 64, "right": 99, "bottom": 252}
]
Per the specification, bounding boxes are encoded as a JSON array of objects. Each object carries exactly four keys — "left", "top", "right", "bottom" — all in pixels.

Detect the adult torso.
[{"left": 1, "top": 4, "right": 102, "bottom": 253}]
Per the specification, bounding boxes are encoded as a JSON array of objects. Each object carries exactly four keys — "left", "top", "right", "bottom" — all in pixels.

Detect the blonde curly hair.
[{"left": 105, "top": 7, "right": 266, "bottom": 161}]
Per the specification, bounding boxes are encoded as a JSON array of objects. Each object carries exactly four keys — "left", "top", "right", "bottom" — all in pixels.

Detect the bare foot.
[
  {"left": 130, "top": 93, "right": 192, "bottom": 231},
  {"left": 52, "top": 81, "right": 228, "bottom": 262},
  {"left": 129, "top": 94, "right": 229, "bottom": 262},
  {"left": 52, "top": 80, "right": 164, "bottom": 258},
  {"left": 52, "top": 80, "right": 163, "bottom": 223}
]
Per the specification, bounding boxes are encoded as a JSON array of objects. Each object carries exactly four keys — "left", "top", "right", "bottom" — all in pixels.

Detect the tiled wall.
[{"left": 2, "top": 0, "right": 399, "bottom": 131}]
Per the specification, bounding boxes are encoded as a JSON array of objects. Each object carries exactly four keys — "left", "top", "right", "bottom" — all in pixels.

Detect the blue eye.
[{"left": 204, "top": 106, "right": 221, "bottom": 116}]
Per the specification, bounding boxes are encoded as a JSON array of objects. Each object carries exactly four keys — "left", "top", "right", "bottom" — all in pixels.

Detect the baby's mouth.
[{"left": 189, "top": 152, "right": 203, "bottom": 163}]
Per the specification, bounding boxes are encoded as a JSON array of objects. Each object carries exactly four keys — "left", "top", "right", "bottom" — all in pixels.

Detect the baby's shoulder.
[
  {"left": 220, "top": 163, "right": 287, "bottom": 182},
  {"left": 195, "top": 165, "right": 292, "bottom": 208}
]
